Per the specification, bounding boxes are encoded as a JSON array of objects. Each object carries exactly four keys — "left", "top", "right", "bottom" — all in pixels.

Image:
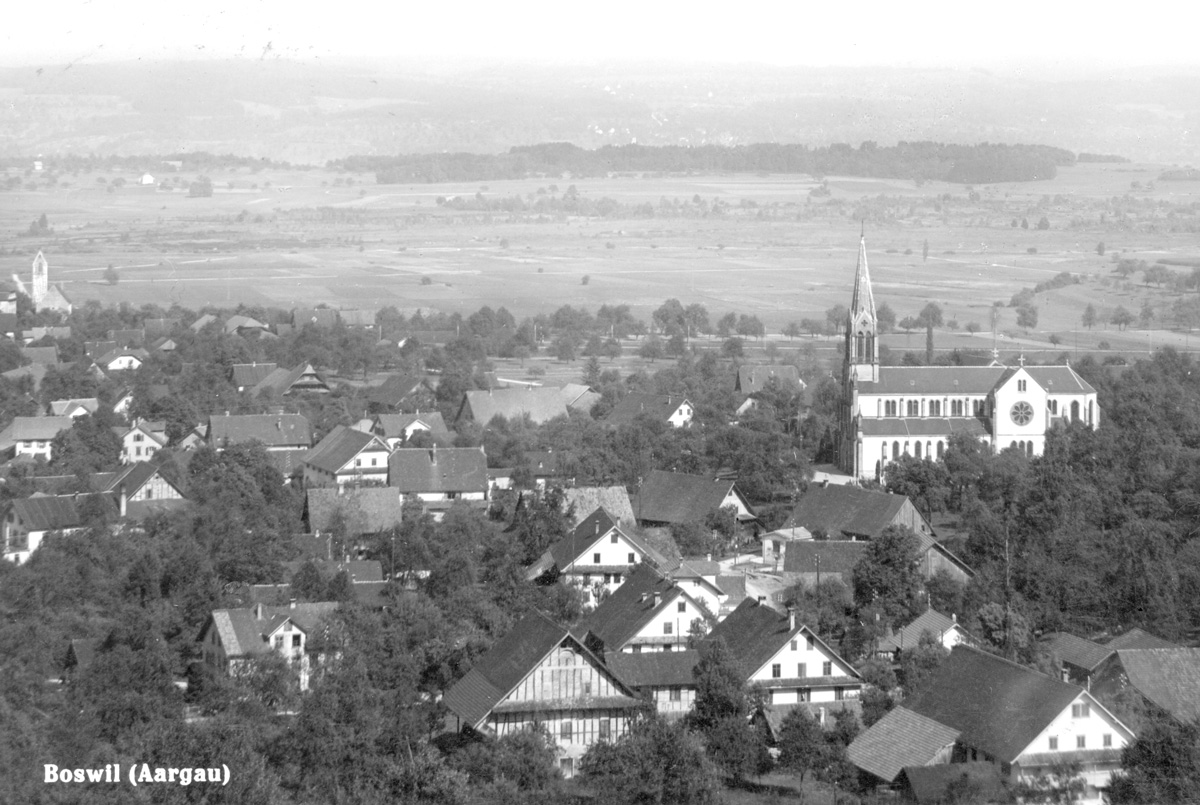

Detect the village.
[{"left": 1, "top": 235, "right": 1197, "bottom": 805}]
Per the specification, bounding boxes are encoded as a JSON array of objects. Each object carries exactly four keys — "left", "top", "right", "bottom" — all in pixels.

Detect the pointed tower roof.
[{"left": 849, "top": 236, "right": 876, "bottom": 322}]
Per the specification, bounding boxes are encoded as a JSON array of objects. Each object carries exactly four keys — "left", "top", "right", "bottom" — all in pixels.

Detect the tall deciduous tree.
[{"left": 851, "top": 525, "right": 924, "bottom": 625}]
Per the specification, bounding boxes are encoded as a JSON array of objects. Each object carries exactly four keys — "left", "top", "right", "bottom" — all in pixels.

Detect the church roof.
[
  {"left": 859, "top": 417, "right": 990, "bottom": 438},
  {"left": 849, "top": 236, "right": 876, "bottom": 324},
  {"left": 856, "top": 365, "right": 1095, "bottom": 396}
]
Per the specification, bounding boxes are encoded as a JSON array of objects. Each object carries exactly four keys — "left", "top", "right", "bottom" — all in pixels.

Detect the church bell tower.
[
  {"left": 31, "top": 251, "right": 48, "bottom": 309},
  {"left": 844, "top": 236, "right": 879, "bottom": 384}
]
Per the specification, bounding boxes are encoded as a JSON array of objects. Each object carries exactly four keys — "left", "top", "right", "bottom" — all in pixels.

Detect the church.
[
  {"left": 12, "top": 251, "right": 72, "bottom": 315},
  {"left": 838, "top": 237, "right": 1099, "bottom": 482}
]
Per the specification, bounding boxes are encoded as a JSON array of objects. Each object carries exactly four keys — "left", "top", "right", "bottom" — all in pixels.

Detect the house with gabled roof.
[
  {"left": 561, "top": 486, "right": 636, "bottom": 528},
  {"left": 224, "top": 314, "right": 270, "bottom": 337},
  {"left": 559, "top": 383, "right": 600, "bottom": 414},
  {"left": 787, "top": 484, "right": 932, "bottom": 539},
  {"left": 1104, "top": 627, "right": 1177, "bottom": 651},
  {"left": 23, "top": 345, "right": 59, "bottom": 365},
  {"left": 635, "top": 469, "right": 755, "bottom": 528},
  {"left": 848, "top": 645, "right": 1133, "bottom": 805},
  {"left": 230, "top": 362, "right": 278, "bottom": 392},
  {"left": 292, "top": 307, "right": 340, "bottom": 329},
  {"left": 707, "top": 598, "right": 862, "bottom": 710},
  {"left": 366, "top": 374, "right": 435, "bottom": 411},
  {"left": 251, "top": 363, "right": 330, "bottom": 397},
  {"left": 664, "top": 557, "right": 727, "bottom": 618},
  {"left": 106, "top": 460, "right": 186, "bottom": 509},
  {"left": 11, "top": 415, "right": 74, "bottom": 460},
  {"left": 605, "top": 649, "right": 700, "bottom": 720},
  {"left": 388, "top": 446, "right": 488, "bottom": 505},
  {"left": 303, "top": 426, "right": 391, "bottom": 488},
  {"left": 95, "top": 347, "right": 149, "bottom": 372},
  {"left": 1042, "top": 632, "right": 1115, "bottom": 689},
  {"left": 737, "top": 364, "right": 805, "bottom": 396},
  {"left": 1091, "top": 647, "right": 1200, "bottom": 727},
  {"left": 189, "top": 313, "right": 218, "bottom": 332},
  {"left": 198, "top": 601, "right": 340, "bottom": 691},
  {"left": 456, "top": 387, "right": 569, "bottom": 427},
  {"left": 49, "top": 397, "right": 99, "bottom": 418},
  {"left": 579, "top": 563, "right": 713, "bottom": 655},
  {"left": 603, "top": 392, "right": 693, "bottom": 428},
  {"left": 877, "top": 608, "right": 974, "bottom": 659},
  {"left": 898, "top": 762, "right": 1010, "bottom": 805},
  {"left": 1, "top": 493, "right": 117, "bottom": 564},
  {"left": 115, "top": 418, "right": 168, "bottom": 464},
  {"left": 208, "top": 413, "right": 312, "bottom": 452},
  {"left": 442, "top": 611, "right": 644, "bottom": 778},
  {"left": 371, "top": 412, "right": 450, "bottom": 448},
  {"left": 526, "top": 508, "right": 670, "bottom": 607}
]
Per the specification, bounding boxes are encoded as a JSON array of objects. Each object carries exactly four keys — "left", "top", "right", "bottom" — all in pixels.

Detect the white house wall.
[
  {"left": 619, "top": 592, "right": 708, "bottom": 652},
  {"left": 1016, "top": 692, "right": 1132, "bottom": 805}
]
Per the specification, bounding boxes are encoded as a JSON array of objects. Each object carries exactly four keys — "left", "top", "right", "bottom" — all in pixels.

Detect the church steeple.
[{"left": 845, "top": 235, "right": 879, "bottom": 383}]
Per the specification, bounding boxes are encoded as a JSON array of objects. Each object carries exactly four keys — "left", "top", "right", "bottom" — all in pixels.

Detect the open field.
[{"left": 3, "top": 162, "right": 1200, "bottom": 360}]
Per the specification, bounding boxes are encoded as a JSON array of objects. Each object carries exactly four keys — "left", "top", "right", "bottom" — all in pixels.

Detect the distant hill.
[{"left": 0, "top": 59, "right": 1196, "bottom": 164}]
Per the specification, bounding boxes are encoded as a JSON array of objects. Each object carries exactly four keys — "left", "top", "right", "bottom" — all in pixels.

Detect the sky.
[{"left": 3, "top": 0, "right": 1199, "bottom": 69}]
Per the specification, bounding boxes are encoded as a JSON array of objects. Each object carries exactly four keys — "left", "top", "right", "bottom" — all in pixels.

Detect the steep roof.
[
  {"left": 304, "top": 426, "right": 386, "bottom": 474},
  {"left": 559, "top": 383, "right": 600, "bottom": 413},
  {"left": 374, "top": 412, "right": 449, "bottom": 438},
  {"left": 9, "top": 494, "right": 117, "bottom": 531},
  {"left": 562, "top": 486, "right": 636, "bottom": 527},
  {"left": 903, "top": 645, "right": 1085, "bottom": 763},
  {"left": 878, "top": 608, "right": 966, "bottom": 654},
  {"left": 606, "top": 649, "right": 700, "bottom": 687},
  {"left": 22, "top": 346, "right": 59, "bottom": 365},
  {"left": 785, "top": 485, "right": 913, "bottom": 539},
  {"left": 1105, "top": 627, "right": 1178, "bottom": 651},
  {"left": 305, "top": 487, "right": 403, "bottom": 535},
  {"left": 231, "top": 363, "right": 278, "bottom": 388},
  {"left": 281, "top": 559, "right": 385, "bottom": 584},
  {"left": 388, "top": 447, "right": 488, "bottom": 494},
  {"left": 49, "top": 398, "right": 98, "bottom": 416},
  {"left": 856, "top": 364, "right": 1095, "bottom": 396},
  {"left": 224, "top": 314, "right": 269, "bottom": 334},
  {"left": 208, "top": 414, "right": 312, "bottom": 448},
  {"left": 781, "top": 540, "right": 868, "bottom": 575},
  {"left": 189, "top": 314, "right": 218, "bottom": 332},
  {"left": 579, "top": 563, "right": 681, "bottom": 652},
  {"left": 367, "top": 374, "right": 428, "bottom": 407},
  {"left": 11, "top": 416, "right": 73, "bottom": 441},
  {"left": 206, "top": 602, "right": 339, "bottom": 658},
  {"left": 1024, "top": 366, "right": 1097, "bottom": 394},
  {"left": 705, "top": 598, "right": 798, "bottom": 678},
  {"left": 636, "top": 470, "right": 746, "bottom": 525},
  {"left": 737, "top": 364, "right": 804, "bottom": 394},
  {"left": 1043, "top": 632, "right": 1113, "bottom": 672},
  {"left": 1112, "top": 648, "right": 1200, "bottom": 723},
  {"left": 603, "top": 393, "right": 690, "bottom": 426},
  {"left": 549, "top": 508, "right": 620, "bottom": 569},
  {"left": 108, "top": 461, "right": 185, "bottom": 498},
  {"left": 459, "top": 388, "right": 569, "bottom": 425},
  {"left": 443, "top": 612, "right": 636, "bottom": 729},
  {"left": 252, "top": 363, "right": 328, "bottom": 396},
  {"left": 847, "top": 706, "right": 960, "bottom": 782},
  {"left": 293, "top": 308, "right": 340, "bottom": 328}
]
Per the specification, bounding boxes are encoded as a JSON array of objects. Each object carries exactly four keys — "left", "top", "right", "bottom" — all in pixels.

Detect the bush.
[
  {"left": 1098, "top": 340, "right": 1111, "bottom": 350},
  {"left": 581, "top": 275, "right": 590, "bottom": 285},
  {"left": 103, "top": 264, "right": 119, "bottom": 285},
  {"left": 420, "top": 276, "right": 433, "bottom": 286},
  {"left": 1027, "top": 247, "right": 1038, "bottom": 254}
]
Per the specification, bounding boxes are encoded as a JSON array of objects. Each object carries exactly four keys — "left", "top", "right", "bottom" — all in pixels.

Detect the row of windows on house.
[
  {"left": 771, "top": 661, "right": 833, "bottom": 678},
  {"left": 579, "top": 572, "right": 623, "bottom": 586},
  {"left": 1048, "top": 734, "right": 1112, "bottom": 750},
  {"left": 881, "top": 439, "right": 949, "bottom": 461},
  {"left": 590, "top": 552, "right": 638, "bottom": 565},
  {"left": 874, "top": 397, "right": 1093, "bottom": 421},
  {"left": 767, "top": 688, "right": 847, "bottom": 703}
]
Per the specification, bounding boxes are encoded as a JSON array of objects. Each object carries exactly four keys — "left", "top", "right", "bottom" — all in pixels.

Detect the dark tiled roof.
[
  {"left": 603, "top": 393, "right": 690, "bottom": 426},
  {"left": 857, "top": 365, "right": 1095, "bottom": 396},
  {"left": 1042, "top": 632, "right": 1113, "bottom": 672},
  {"left": 459, "top": 388, "right": 569, "bottom": 425},
  {"left": 550, "top": 508, "right": 619, "bottom": 569},
  {"left": 1112, "top": 648, "right": 1200, "bottom": 723},
  {"left": 282, "top": 559, "right": 385, "bottom": 583},
  {"left": 293, "top": 308, "right": 340, "bottom": 328},
  {"left": 879, "top": 608, "right": 967, "bottom": 654},
  {"left": 443, "top": 612, "right": 633, "bottom": 729},
  {"left": 1025, "top": 366, "right": 1096, "bottom": 394},
  {"left": 562, "top": 486, "right": 636, "bottom": 527},
  {"left": 108, "top": 461, "right": 184, "bottom": 498},
  {"left": 579, "top": 563, "right": 681, "bottom": 653},
  {"left": 1105, "top": 627, "right": 1178, "bottom": 650},
  {"left": 781, "top": 540, "right": 867, "bottom": 574},
  {"left": 848, "top": 706, "right": 960, "bottom": 782},
  {"left": 636, "top": 470, "right": 747, "bottom": 525},
  {"left": 606, "top": 650, "right": 700, "bottom": 687},
  {"left": 252, "top": 364, "right": 329, "bottom": 396},
  {"left": 374, "top": 412, "right": 449, "bottom": 438},
  {"left": 705, "top": 598, "right": 796, "bottom": 679},
  {"left": 305, "top": 488, "right": 403, "bottom": 535},
  {"left": 231, "top": 363, "right": 278, "bottom": 388},
  {"left": 737, "top": 364, "right": 804, "bottom": 394},
  {"left": 859, "top": 417, "right": 990, "bottom": 438},
  {"left": 904, "top": 645, "right": 1084, "bottom": 763},
  {"left": 208, "top": 414, "right": 312, "bottom": 448},
  {"left": 388, "top": 447, "right": 488, "bottom": 494},
  {"left": 785, "top": 485, "right": 911, "bottom": 539},
  {"left": 205, "top": 602, "right": 339, "bottom": 658},
  {"left": 304, "top": 426, "right": 386, "bottom": 474},
  {"left": 366, "top": 374, "right": 428, "bottom": 407},
  {"left": 11, "top": 415, "right": 73, "bottom": 441},
  {"left": 10, "top": 494, "right": 117, "bottom": 531},
  {"left": 901, "top": 762, "right": 1009, "bottom": 804},
  {"left": 22, "top": 346, "right": 59, "bottom": 365}
]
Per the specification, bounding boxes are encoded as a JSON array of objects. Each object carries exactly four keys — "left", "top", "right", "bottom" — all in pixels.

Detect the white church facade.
[
  {"left": 12, "top": 252, "right": 72, "bottom": 315},
  {"left": 838, "top": 238, "right": 1099, "bottom": 482}
]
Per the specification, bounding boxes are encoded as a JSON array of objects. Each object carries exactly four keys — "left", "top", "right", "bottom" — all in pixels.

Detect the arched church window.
[
  {"left": 1071, "top": 401, "right": 1080, "bottom": 422},
  {"left": 892, "top": 441, "right": 899, "bottom": 459},
  {"left": 937, "top": 441, "right": 945, "bottom": 459},
  {"left": 1088, "top": 401, "right": 1093, "bottom": 424},
  {"left": 1026, "top": 441, "right": 1034, "bottom": 458},
  {"left": 875, "top": 461, "right": 881, "bottom": 480},
  {"left": 914, "top": 441, "right": 922, "bottom": 459}
]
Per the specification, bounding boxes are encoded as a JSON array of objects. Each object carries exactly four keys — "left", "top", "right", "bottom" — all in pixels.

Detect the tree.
[
  {"left": 851, "top": 525, "right": 924, "bottom": 625},
  {"left": 899, "top": 630, "right": 950, "bottom": 698},
  {"left": 777, "top": 706, "right": 830, "bottom": 785},
  {"left": 885, "top": 455, "right": 950, "bottom": 522},
  {"left": 715, "top": 312, "right": 738, "bottom": 337},
  {"left": 1036, "top": 216, "right": 1050, "bottom": 230},
  {"left": 580, "top": 715, "right": 720, "bottom": 805},
  {"left": 1108, "top": 719, "right": 1200, "bottom": 804},
  {"left": 689, "top": 637, "right": 748, "bottom": 733},
  {"left": 1140, "top": 300, "right": 1154, "bottom": 329},
  {"left": 917, "top": 302, "right": 944, "bottom": 329},
  {"left": 1096, "top": 242, "right": 1106, "bottom": 256},
  {"left": 876, "top": 302, "right": 896, "bottom": 333},
  {"left": 103, "top": 264, "right": 119, "bottom": 285},
  {"left": 922, "top": 239, "right": 929, "bottom": 262},
  {"left": 1082, "top": 303, "right": 1097, "bottom": 330},
  {"left": 1111, "top": 306, "right": 1135, "bottom": 330},
  {"left": 638, "top": 336, "right": 665, "bottom": 362},
  {"left": 783, "top": 321, "right": 802, "bottom": 340},
  {"left": 721, "top": 337, "right": 744, "bottom": 358},
  {"left": 825, "top": 304, "right": 849, "bottom": 335},
  {"left": 1016, "top": 303, "right": 1038, "bottom": 331}
]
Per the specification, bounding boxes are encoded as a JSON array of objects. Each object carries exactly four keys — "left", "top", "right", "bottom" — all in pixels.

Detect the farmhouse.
[
  {"left": 48, "top": 398, "right": 99, "bottom": 418},
  {"left": 847, "top": 645, "right": 1132, "bottom": 805},
  {"left": 1090, "top": 648, "right": 1200, "bottom": 726},
  {"left": 230, "top": 362, "right": 278, "bottom": 391},
  {"left": 634, "top": 469, "right": 755, "bottom": 527},
  {"left": 877, "top": 608, "right": 973, "bottom": 659},
  {"left": 198, "top": 601, "right": 340, "bottom": 692},
  {"left": 605, "top": 649, "right": 699, "bottom": 720},
  {"left": 251, "top": 363, "right": 330, "bottom": 396},
  {"left": 602, "top": 393, "right": 693, "bottom": 428},
  {"left": 116, "top": 418, "right": 168, "bottom": 464},
  {"left": 371, "top": 412, "right": 450, "bottom": 448},
  {"left": 1, "top": 494, "right": 117, "bottom": 564},
  {"left": 787, "top": 484, "right": 932, "bottom": 539},
  {"left": 388, "top": 446, "right": 489, "bottom": 505},
  {"left": 442, "top": 612, "right": 642, "bottom": 777},
  {"left": 707, "top": 599, "right": 862, "bottom": 711},
  {"left": 579, "top": 563, "right": 713, "bottom": 654},
  {"left": 11, "top": 416, "right": 74, "bottom": 460},
  {"left": 208, "top": 413, "right": 313, "bottom": 452},
  {"left": 839, "top": 236, "right": 1101, "bottom": 481},
  {"left": 303, "top": 426, "right": 391, "bottom": 488},
  {"left": 366, "top": 374, "right": 435, "bottom": 411},
  {"left": 455, "top": 387, "right": 569, "bottom": 426},
  {"left": 304, "top": 487, "right": 404, "bottom": 542}
]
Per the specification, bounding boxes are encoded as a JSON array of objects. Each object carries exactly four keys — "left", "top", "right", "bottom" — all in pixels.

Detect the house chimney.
[
  {"left": 289, "top": 599, "right": 297, "bottom": 610},
  {"left": 118, "top": 483, "right": 127, "bottom": 518},
  {"left": 254, "top": 603, "right": 264, "bottom": 620}
]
